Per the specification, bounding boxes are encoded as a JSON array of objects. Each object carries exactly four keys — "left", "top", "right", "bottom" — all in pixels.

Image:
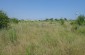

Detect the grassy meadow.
[{"left": 0, "top": 21, "right": 85, "bottom": 55}]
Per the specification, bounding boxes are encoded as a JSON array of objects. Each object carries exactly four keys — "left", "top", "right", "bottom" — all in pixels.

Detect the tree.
[{"left": 0, "top": 10, "right": 9, "bottom": 29}]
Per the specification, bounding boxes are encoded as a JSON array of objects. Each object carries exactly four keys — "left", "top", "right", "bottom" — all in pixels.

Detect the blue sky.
[{"left": 0, "top": 0, "right": 85, "bottom": 20}]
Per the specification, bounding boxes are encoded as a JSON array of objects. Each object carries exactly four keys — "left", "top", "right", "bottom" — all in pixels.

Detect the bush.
[
  {"left": 55, "top": 18, "right": 58, "bottom": 21},
  {"left": 44, "top": 18, "right": 49, "bottom": 21},
  {"left": 70, "top": 21, "right": 76, "bottom": 25},
  {"left": 0, "top": 10, "right": 9, "bottom": 29},
  {"left": 76, "top": 15, "right": 85, "bottom": 25},
  {"left": 60, "top": 18, "right": 64, "bottom": 25},
  {"left": 64, "top": 18, "right": 67, "bottom": 21},
  {"left": 71, "top": 25, "right": 78, "bottom": 32},
  {"left": 10, "top": 18, "right": 19, "bottom": 23},
  {"left": 49, "top": 18, "right": 53, "bottom": 21}
]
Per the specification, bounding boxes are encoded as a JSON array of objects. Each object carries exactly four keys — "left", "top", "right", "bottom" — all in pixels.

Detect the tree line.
[{"left": 0, "top": 10, "right": 85, "bottom": 29}]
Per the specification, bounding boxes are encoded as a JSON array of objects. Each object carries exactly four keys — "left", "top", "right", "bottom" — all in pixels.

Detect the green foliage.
[
  {"left": 70, "top": 21, "right": 76, "bottom": 25},
  {"left": 76, "top": 15, "right": 85, "bottom": 25},
  {"left": 64, "top": 18, "right": 67, "bottom": 21},
  {"left": 70, "top": 15, "right": 85, "bottom": 32},
  {"left": 55, "top": 18, "right": 58, "bottom": 21},
  {"left": 38, "top": 20, "right": 41, "bottom": 21},
  {"left": 60, "top": 18, "right": 64, "bottom": 25},
  {"left": 44, "top": 18, "right": 54, "bottom": 21},
  {"left": 70, "top": 20, "right": 78, "bottom": 32},
  {"left": 10, "top": 18, "right": 19, "bottom": 23},
  {"left": 0, "top": 10, "right": 9, "bottom": 29},
  {"left": 71, "top": 24, "right": 78, "bottom": 32},
  {"left": 49, "top": 18, "right": 53, "bottom": 21},
  {"left": 44, "top": 18, "right": 49, "bottom": 21}
]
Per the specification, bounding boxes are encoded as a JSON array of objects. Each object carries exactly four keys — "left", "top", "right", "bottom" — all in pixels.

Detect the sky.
[{"left": 0, "top": 0, "right": 85, "bottom": 20}]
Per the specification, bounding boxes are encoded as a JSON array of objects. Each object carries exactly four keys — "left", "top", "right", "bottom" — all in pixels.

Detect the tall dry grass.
[{"left": 0, "top": 21, "right": 85, "bottom": 55}]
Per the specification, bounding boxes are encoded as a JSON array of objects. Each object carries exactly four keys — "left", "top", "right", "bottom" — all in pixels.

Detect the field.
[{"left": 0, "top": 21, "right": 85, "bottom": 55}]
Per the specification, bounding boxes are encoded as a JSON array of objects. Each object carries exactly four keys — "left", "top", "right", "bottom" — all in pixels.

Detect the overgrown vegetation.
[
  {"left": 0, "top": 10, "right": 19, "bottom": 29},
  {"left": 76, "top": 15, "right": 85, "bottom": 25},
  {"left": 0, "top": 10, "right": 85, "bottom": 55},
  {"left": 60, "top": 18, "right": 64, "bottom": 25},
  {"left": 0, "top": 10, "right": 9, "bottom": 29},
  {"left": 10, "top": 18, "right": 19, "bottom": 24},
  {"left": 70, "top": 15, "right": 85, "bottom": 31}
]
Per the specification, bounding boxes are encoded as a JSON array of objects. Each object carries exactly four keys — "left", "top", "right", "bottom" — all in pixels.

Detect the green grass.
[{"left": 0, "top": 21, "right": 85, "bottom": 55}]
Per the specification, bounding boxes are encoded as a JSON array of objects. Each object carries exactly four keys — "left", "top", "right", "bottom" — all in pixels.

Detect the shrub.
[
  {"left": 70, "top": 21, "right": 76, "bottom": 25},
  {"left": 49, "top": 18, "right": 53, "bottom": 21},
  {"left": 76, "top": 15, "right": 85, "bottom": 25},
  {"left": 0, "top": 10, "right": 9, "bottom": 29},
  {"left": 70, "top": 20, "right": 78, "bottom": 32},
  {"left": 64, "top": 18, "right": 67, "bottom": 21},
  {"left": 55, "top": 18, "right": 58, "bottom": 21},
  {"left": 60, "top": 18, "right": 64, "bottom": 25},
  {"left": 44, "top": 18, "right": 49, "bottom": 21},
  {"left": 71, "top": 25, "right": 78, "bottom": 32},
  {"left": 10, "top": 18, "right": 19, "bottom": 23}
]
